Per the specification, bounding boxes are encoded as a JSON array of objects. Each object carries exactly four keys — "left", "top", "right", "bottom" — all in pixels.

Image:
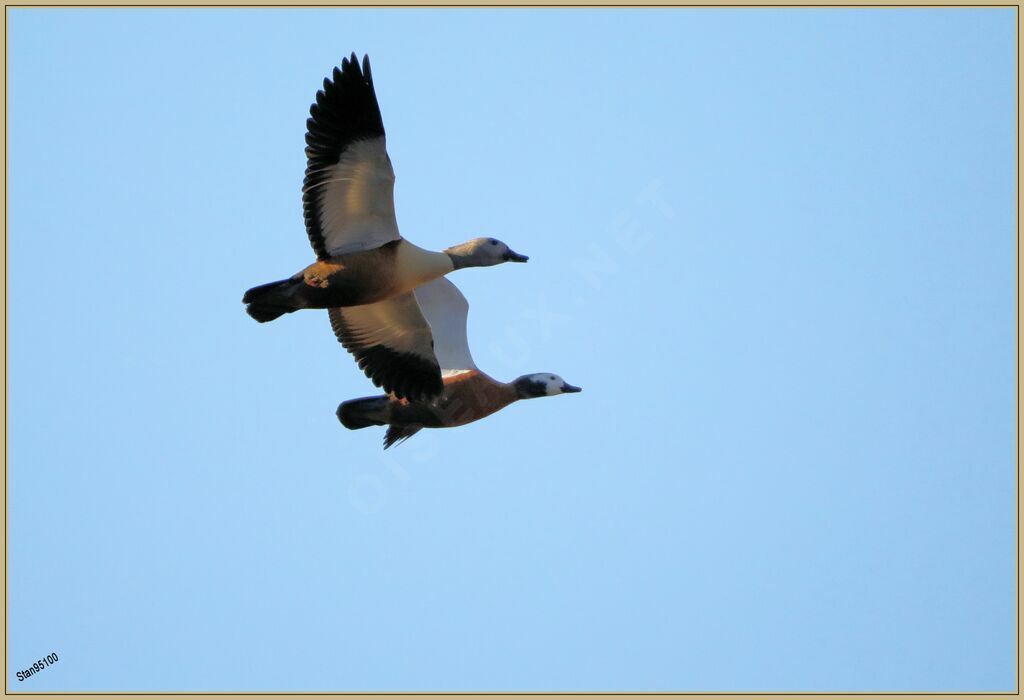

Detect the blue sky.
[{"left": 7, "top": 7, "right": 1016, "bottom": 692}]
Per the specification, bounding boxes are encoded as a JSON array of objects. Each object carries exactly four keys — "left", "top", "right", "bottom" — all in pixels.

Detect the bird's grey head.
[
  {"left": 444, "top": 237, "right": 529, "bottom": 269},
  {"left": 513, "top": 373, "right": 582, "bottom": 399}
]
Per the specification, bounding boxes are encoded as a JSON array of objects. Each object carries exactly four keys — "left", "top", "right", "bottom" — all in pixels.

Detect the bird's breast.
[
  {"left": 315, "top": 241, "right": 453, "bottom": 305},
  {"left": 435, "top": 372, "right": 516, "bottom": 427}
]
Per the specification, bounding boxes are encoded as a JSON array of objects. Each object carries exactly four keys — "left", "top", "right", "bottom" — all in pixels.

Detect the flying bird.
[
  {"left": 242, "top": 54, "right": 528, "bottom": 401},
  {"left": 336, "top": 278, "right": 582, "bottom": 449}
]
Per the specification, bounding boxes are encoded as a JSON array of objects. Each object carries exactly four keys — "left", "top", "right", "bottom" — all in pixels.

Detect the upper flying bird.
[
  {"left": 242, "top": 53, "right": 528, "bottom": 401},
  {"left": 336, "top": 277, "right": 582, "bottom": 449}
]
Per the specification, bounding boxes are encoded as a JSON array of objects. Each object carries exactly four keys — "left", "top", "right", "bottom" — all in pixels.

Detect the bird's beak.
[
  {"left": 504, "top": 249, "right": 529, "bottom": 263},
  {"left": 561, "top": 383, "right": 582, "bottom": 393}
]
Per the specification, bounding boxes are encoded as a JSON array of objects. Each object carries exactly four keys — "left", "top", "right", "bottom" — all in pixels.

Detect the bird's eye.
[
  {"left": 550, "top": 376, "right": 556, "bottom": 381},
  {"left": 490, "top": 239, "right": 498, "bottom": 246}
]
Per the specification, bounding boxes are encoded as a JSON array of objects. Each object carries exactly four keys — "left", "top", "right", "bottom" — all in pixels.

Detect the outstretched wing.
[
  {"left": 303, "top": 53, "right": 401, "bottom": 259},
  {"left": 413, "top": 278, "right": 478, "bottom": 376},
  {"left": 328, "top": 294, "right": 443, "bottom": 401}
]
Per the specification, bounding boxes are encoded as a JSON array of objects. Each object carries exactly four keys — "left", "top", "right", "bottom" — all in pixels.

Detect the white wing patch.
[
  {"left": 306, "top": 137, "right": 401, "bottom": 256},
  {"left": 329, "top": 293, "right": 431, "bottom": 352},
  {"left": 413, "top": 278, "right": 478, "bottom": 374},
  {"left": 327, "top": 292, "right": 443, "bottom": 400}
]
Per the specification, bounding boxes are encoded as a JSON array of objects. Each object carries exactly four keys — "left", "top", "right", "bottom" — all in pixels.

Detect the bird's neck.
[
  {"left": 394, "top": 240, "right": 455, "bottom": 287},
  {"left": 443, "top": 241, "right": 480, "bottom": 270}
]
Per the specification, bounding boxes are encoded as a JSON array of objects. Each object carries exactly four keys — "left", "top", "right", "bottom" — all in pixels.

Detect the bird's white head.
[
  {"left": 445, "top": 237, "right": 529, "bottom": 269},
  {"left": 513, "top": 373, "right": 583, "bottom": 399}
]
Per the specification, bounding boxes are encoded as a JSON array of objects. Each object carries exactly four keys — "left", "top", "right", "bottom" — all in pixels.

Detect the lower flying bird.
[
  {"left": 336, "top": 278, "right": 582, "bottom": 449},
  {"left": 243, "top": 54, "right": 527, "bottom": 401}
]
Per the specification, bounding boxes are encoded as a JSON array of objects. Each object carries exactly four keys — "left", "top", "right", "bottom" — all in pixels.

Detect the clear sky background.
[{"left": 7, "top": 7, "right": 1016, "bottom": 692}]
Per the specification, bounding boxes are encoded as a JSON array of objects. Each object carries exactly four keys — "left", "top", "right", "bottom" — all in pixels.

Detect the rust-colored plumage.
[{"left": 336, "top": 278, "right": 581, "bottom": 449}]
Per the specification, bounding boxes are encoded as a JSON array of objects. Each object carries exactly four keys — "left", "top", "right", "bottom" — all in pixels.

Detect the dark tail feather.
[
  {"left": 337, "top": 396, "right": 391, "bottom": 430},
  {"left": 384, "top": 424, "right": 422, "bottom": 449},
  {"left": 338, "top": 397, "right": 422, "bottom": 449},
  {"left": 243, "top": 278, "right": 300, "bottom": 323}
]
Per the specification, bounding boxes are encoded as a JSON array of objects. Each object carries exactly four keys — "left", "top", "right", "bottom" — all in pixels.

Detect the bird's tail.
[
  {"left": 383, "top": 424, "right": 422, "bottom": 449},
  {"left": 336, "top": 396, "right": 391, "bottom": 430},
  {"left": 242, "top": 277, "right": 302, "bottom": 323}
]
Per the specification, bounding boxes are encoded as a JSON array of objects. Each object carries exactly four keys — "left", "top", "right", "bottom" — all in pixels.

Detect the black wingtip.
[
  {"left": 335, "top": 53, "right": 372, "bottom": 84},
  {"left": 356, "top": 345, "right": 443, "bottom": 402},
  {"left": 302, "top": 53, "right": 385, "bottom": 259}
]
